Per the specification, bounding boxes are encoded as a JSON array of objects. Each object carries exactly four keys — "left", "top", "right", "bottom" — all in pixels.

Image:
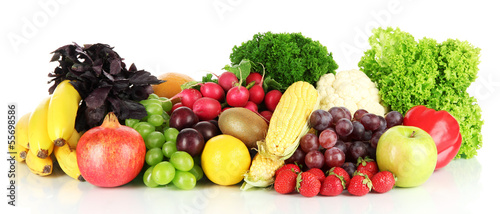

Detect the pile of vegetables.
[
  {"left": 48, "top": 43, "right": 163, "bottom": 132},
  {"left": 230, "top": 32, "right": 338, "bottom": 89},
  {"left": 358, "top": 27, "right": 483, "bottom": 159}
]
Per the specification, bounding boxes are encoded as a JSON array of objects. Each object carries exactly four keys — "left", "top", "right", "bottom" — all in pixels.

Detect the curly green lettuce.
[
  {"left": 230, "top": 32, "right": 338, "bottom": 89},
  {"left": 359, "top": 27, "right": 483, "bottom": 159}
]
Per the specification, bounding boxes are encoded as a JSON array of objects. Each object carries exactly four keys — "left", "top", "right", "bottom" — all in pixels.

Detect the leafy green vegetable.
[
  {"left": 223, "top": 59, "right": 253, "bottom": 81},
  {"left": 230, "top": 32, "right": 338, "bottom": 89},
  {"left": 359, "top": 27, "right": 483, "bottom": 159},
  {"left": 48, "top": 43, "right": 163, "bottom": 131}
]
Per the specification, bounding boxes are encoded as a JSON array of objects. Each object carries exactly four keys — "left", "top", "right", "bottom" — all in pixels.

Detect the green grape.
[
  {"left": 145, "top": 131, "right": 166, "bottom": 149},
  {"left": 172, "top": 171, "right": 196, "bottom": 190},
  {"left": 148, "top": 93, "right": 160, "bottom": 100},
  {"left": 162, "top": 141, "right": 177, "bottom": 159},
  {"left": 161, "top": 112, "right": 170, "bottom": 127},
  {"left": 125, "top": 118, "right": 140, "bottom": 127},
  {"left": 189, "top": 164, "right": 204, "bottom": 181},
  {"left": 145, "top": 103, "right": 164, "bottom": 116},
  {"left": 143, "top": 166, "right": 159, "bottom": 188},
  {"left": 159, "top": 97, "right": 173, "bottom": 112},
  {"left": 170, "top": 151, "right": 194, "bottom": 171},
  {"left": 164, "top": 128, "right": 179, "bottom": 142},
  {"left": 192, "top": 155, "right": 201, "bottom": 165},
  {"left": 134, "top": 122, "right": 155, "bottom": 139},
  {"left": 147, "top": 114, "right": 164, "bottom": 127},
  {"left": 145, "top": 148, "right": 164, "bottom": 166},
  {"left": 152, "top": 161, "right": 176, "bottom": 185},
  {"left": 140, "top": 99, "right": 162, "bottom": 106}
]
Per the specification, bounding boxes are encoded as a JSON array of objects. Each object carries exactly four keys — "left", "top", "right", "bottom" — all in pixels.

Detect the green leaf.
[
  {"left": 262, "top": 76, "right": 283, "bottom": 92},
  {"left": 223, "top": 59, "right": 252, "bottom": 81}
]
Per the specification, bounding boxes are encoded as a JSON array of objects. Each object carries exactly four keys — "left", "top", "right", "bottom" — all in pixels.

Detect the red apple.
[{"left": 76, "top": 112, "right": 146, "bottom": 187}]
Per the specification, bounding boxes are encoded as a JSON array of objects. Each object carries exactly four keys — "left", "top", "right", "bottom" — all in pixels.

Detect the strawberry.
[
  {"left": 355, "top": 169, "right": 374, "bottom": 179},
  {"left": 327, "top": 167, "right": 350, "bottom": 187},
  {"left": 371, "top": 171, "right": 396, "bottom": 193},
  {"left": 356, "top": 157, "right": 378, "bottom": 176},
  {"left": 306, "top": 168, "right": 326, "bottom": 183},
  {"left": 320, "top": 174, "right": 345, "bottom": 196},
  {"left": 296, "top": 172, "right": 321, "bottom": 197},
  {"left": 274, "top": 168, "right": 298, "bottom": 194},
  {"left": 347, "top": 173, "right": 372, "bottom": 196},
  {"left": 275, "top": 163, "right": 301, "bottom": 178}
]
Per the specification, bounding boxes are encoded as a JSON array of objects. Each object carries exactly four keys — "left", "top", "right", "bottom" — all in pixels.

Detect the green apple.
[{"left": 376, "top": 125, "right": 437, "bottom": 187}]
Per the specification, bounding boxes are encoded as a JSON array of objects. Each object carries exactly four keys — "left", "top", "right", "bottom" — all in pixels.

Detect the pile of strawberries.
[{"left": 274, "top": 158, "right": 396, "bottom": 197}]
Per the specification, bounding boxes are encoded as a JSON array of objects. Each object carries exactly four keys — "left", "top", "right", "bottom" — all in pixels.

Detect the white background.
[{"left": 1, "top": 0, "right": 499, "bottom": 213}]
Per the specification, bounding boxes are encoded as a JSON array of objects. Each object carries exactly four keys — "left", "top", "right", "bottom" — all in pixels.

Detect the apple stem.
[{"left": 410, "top": 131, "right": 416, "bottom": 138}]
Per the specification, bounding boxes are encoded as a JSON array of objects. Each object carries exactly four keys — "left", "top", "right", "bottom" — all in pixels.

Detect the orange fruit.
[{"left": 152, "top": 72, "right": 195, "bottom": 103}]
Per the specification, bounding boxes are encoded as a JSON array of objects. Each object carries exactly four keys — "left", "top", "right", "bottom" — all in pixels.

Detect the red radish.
[
  {"left": 169, "top": 88, "right": 202, "bottom": 109},
  {"left": 170, "top": 102, "right": 183, "bottom": 114},
  {"left": 264, "top": 90, "right": 282, "bottom": 112},
  {"left": 76, "top": 112, "right": 146, "bottom": 187},
  {"left": 218, "top": 72, "right": 239, "bottom": 91},
  {"left": 259, "top": 110, "right": 273, "bottom": 122},
  {"left": 200, "top": 82, "right": 225, "bottom": 102},
  {"left": 192, "top": 97, "right": 221, "bottom": 121},
  {"left": 244, "top": 101, "right": 258, "bottom": 112},
  {"left": 249, "top": 85, "right": 265, "bottom": 104},
  {"left": 221, "top": 107, "right": 232, "bottom": 112},
  {"left": 246, "top": 72, "right": 263, "bottom": 85},
  {"left": 226, "top": 86, "right": 249, "bottom": 107}
]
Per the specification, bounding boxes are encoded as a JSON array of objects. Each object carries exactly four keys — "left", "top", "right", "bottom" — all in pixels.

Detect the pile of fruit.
[{"left": 10, "top": 27, "right": 480, "bottom": 200}]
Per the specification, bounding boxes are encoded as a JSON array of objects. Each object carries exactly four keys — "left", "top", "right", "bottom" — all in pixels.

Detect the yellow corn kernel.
[
  {"left": 241, "top": 153, "right": 285, "bottom": 190},
  {"left": 258, "top": 81, "right": 319, "bottom": 160}
]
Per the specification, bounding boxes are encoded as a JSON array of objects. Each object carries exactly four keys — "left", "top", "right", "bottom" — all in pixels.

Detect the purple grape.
[
  {"left": 324, "top": 147, "right": 345, "bottom": 168},
  {"left": 353, "top": 109, "right": 368, "bottom": 121},
  {"left": 376, "top": 115, "right": 387, "bottom": 132},
  {"left": 361, "top": 130, "right": 372, "bottom": 142},
  {"left": 305, "top": 150, "right": 324, "bottom": 169},
  {"left": 328, "top": 107, "right": 351, "bottom": 126},
  {"left": 335, "top": 118, "right": 353, "bottom": 137},
  {"left": 339, "top": 107, "right": 352, "bottom": 121},
  {"left": 385, "top": 111, "right": 404, "bottom": 128},
  {"left": 319, "top": 129, "right": 337, "bottom": 149},
  {"left": 286, "top": 147, "right": 306, "bottom": 166},
  {"left": 370, "top": 130, "right": 384, "bottom": 148},
  {"left": 333, "top": 140, "right": 347, "bottom": 155},
  {"left": 176, "top": 128, "right": 205, "bottom": 157},
  {"left": 360, "top": 113, "right": 380, "bottom": 131},
  {"left": 342, "top": 162, "right": 356, "bottom": 178},
  {"left": 351, "top": 121, "right": 365, "bottom": 140},
  {"left": 349, "top": 141, "right": 368, "bottom": 161},
  {"left": 170, "top": 107, "right": 199, "bottom": 130},
  {"left": 300, "top": 133, "right": 319, "bottom": 153},
  {"left": 309, "top": 109, "right": 333, "bottom": 131}
]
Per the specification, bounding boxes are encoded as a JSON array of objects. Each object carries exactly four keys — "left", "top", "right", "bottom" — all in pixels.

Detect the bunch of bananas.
[{"left": 11, "top": 80, "right": 85, "bottom": 181}]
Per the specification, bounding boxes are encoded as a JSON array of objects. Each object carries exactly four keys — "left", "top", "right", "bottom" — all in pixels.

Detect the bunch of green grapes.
[{"left": 125, "top": 94, "right": 203, "bottom": 190}]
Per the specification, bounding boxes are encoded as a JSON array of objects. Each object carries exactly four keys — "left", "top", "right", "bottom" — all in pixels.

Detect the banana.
[
  {"left": 26, "top": 150, "right": 53, "bottom": 176},
  {"left": 8, "top": 143, "right": 29, "bottom": 162},
  {"left": 28, "top": 97, "right": 54, "bottom": 159},
  {"left": 48, "top": 80, "right": 81, "bottom": 147},
  {"left": 67, "top": 129, "right": 81, "bottom": 150},
  {"left": 15, "top": 112, "right": 31, "bottom": 149},
  {"left": 53, "top": 143, "right": 85, "bottom": 181}
]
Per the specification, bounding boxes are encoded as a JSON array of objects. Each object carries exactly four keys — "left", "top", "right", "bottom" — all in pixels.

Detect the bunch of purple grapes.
[{"left": 286, "top": 107, "right": 403, "bottom": 176}]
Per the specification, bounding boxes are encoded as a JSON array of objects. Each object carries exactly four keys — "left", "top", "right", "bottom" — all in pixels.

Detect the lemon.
[{"left": 201, "top": 134, "right": 251, "bottom": 185}]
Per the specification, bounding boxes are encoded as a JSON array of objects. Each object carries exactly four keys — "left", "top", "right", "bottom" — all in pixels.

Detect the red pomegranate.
[{"left": 76, "top": 112, "right": 145, "bottom": 187}]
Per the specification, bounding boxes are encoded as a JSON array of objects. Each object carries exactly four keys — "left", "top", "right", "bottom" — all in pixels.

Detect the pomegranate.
[{"left": 76, "top": 112, "right": 146, "bottom": 187}]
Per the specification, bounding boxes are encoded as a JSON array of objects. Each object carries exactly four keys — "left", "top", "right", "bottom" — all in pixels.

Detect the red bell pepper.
[{"left": 403, "top": 105, "right": 462, "bottom": 170}]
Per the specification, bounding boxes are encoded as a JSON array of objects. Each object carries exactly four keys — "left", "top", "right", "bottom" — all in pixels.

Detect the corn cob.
[
  {"left": 257, "top": 81, "right": 319, "bottom": 160},
  {"left": 241, "top": 153, "right": 284, "bottom": 190}
]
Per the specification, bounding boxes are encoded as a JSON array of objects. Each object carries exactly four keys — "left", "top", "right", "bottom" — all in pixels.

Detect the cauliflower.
[{"left": 316, "top": 69, "right": 387, "bottom": 116}]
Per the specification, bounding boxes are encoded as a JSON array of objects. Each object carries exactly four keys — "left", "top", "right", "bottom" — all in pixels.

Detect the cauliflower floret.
[{"left": 316, "top": 69, "right": 388, "bottom": 116}]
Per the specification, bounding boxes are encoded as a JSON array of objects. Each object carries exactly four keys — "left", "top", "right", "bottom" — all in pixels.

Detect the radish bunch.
[{"left": 170, "top": 71, "right": 283, "bottom": 122}]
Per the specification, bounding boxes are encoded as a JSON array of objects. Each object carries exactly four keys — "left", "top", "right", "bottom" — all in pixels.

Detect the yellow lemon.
[{"left": 201, "top": 134, "right": 251, "bottom": 185}]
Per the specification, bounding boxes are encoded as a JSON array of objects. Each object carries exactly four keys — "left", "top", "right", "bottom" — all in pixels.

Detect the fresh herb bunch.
[
  {"left": 48, "top": 43, "right": 163, "bottom": 132},
  {"left": 359, "top": 27, "right": 483, "bottom": 159},
  {"left": 230, "top": 32, "right": 338, "bottom": 89}
]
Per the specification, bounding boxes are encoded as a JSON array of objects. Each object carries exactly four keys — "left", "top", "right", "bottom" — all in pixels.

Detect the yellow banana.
[
  {"left": 28, "top": 97, "right": 54, "bottom": 159},
  {"left": 53, "top": 143, "right": 85, "bottom": 181},
  {"left": 8, "top": 143, "right": 29, "bottom": 162},
  {"left": 15, "top": 112, "right": 31, "bottom": 149},
  {"left": 26, "top": 150, "right": 53, "bottom": 176},
  {"left": 48, "top": 80, "right": 81, "bottom": 147},
  {"left": 67, "top": 129, "right": 81, "bottom": 150}
]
